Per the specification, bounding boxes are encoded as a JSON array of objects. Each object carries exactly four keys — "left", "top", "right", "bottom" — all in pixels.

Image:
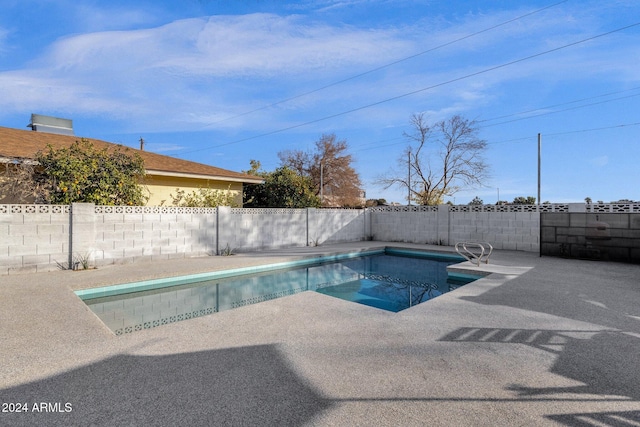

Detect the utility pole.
[
  {"left": 139, "top": 137, "right": 144, "bottom": 151},
  {"left": 407, "top": 149, "right": 411, "bottom": 205},
  {"left": 537, "top": 133, "right": 541, "bottom": 206},
  {"left": 320, "top": 160, "right": 324, "bottom": 206}
]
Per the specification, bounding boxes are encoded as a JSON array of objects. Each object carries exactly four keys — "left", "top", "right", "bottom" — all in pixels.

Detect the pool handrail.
[{"left": 455, "top": 241, "right": 493, "bottom": 266}]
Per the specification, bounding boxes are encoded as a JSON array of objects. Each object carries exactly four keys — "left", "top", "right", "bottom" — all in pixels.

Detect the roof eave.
[{"left": 146, "top": 169, "right": 264, "bottom": 184}]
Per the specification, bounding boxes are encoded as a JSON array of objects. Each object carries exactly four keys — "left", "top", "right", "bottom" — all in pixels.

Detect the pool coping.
[{"left": 74, "top": 246, "right": 478, "bottom": 300}]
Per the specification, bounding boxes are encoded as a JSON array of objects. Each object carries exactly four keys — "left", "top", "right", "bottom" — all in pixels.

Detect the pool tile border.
[
  {"left": 75, "top": 249, "right": 385, "bottom": 300},
  {"left": 74, "top": 247, "right": 484, "bottom": 302}
]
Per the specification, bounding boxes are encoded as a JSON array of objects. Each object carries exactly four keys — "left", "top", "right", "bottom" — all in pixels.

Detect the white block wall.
[
  {"left": 90, "top": 205, "right": 217, "bottom": 265},
  {"left": 4, "top": 202, "right": 628, "bottom": 276},
  {"left": 308, "top": 208, "right": 366, "bottom": 244},
  {"left": 370, "top": 206, "right": 442, "bottom": 243},
  {"left": 0, "top": 205, "right": 70, "bottom": 275},
  {"left": 218, "top": 207, "right": 308, "bottom": 252},
  {"left": 449, "top": 211, "right": 540, "bottom": 251},
  {"left": 370, "top": 204, "right": 543, "bottom": 251}
]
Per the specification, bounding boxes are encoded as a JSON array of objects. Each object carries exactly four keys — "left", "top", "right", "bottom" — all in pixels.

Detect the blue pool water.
[{"left": 79, "top": 250, "right": 481, "bottom": 335}]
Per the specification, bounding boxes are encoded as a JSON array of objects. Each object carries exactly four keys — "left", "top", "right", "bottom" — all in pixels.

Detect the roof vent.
[{"left": 27, "top": 114, "right": 74, "bottom": 136}]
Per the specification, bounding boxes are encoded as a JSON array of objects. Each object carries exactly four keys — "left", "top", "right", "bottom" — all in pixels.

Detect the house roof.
[{"left": 0, "top": 126, "right": 263, "bottom": 184}]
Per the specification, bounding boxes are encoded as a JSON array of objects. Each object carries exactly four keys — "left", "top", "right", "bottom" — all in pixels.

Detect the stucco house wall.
[
  {"left": 142, "top": 175, "right": 244, "bottom": 207},
  {"left": 0, "top": 125, "right": 261, "bottom": 206}
]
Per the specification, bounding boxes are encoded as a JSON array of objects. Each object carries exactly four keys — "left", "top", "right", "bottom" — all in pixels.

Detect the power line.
[
  {"left": 181, "top": 20, "right": 640, "bottom": 154},
  {"left": 546, "top": 121, "right": 640, "bottom": 137},
  {"left": 196, "top": 0, "right": 568, "bottom": 130},
  {"left": 479, "top": 86, "right": 640, "bottom": 124},
  {"left": 482, "top": 92, "right": 640, "bottom": 127},
  {"left": 353, "top": 89, "right": 640, "bottom": 152},
  {"left": 488, "top": 121, "right": 640, "bottom": 145}
]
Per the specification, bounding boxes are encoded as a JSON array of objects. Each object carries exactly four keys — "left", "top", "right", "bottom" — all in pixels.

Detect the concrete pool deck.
[{"left": 1, "top": 242, "right": 639, "bottom": 426}]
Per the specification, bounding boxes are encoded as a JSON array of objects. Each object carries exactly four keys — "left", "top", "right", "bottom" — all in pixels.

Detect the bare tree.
[
  {"left": 279, "top": 134, "right": 363, "bottom": 207},
  {"left": 378, "top": 113, "right": 489, "bottom": 205},
  {"left": 0, "top": 159, "right": 49, "bottom": 203}
]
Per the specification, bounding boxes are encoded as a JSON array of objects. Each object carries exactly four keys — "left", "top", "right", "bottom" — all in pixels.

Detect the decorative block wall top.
[
  {"left": 231, "top": 208, "right": 307, "bottom": 215},
  {"left": 369, "top": 204, "right": 571, "bottom": 213},
  {"left": 94, "top": 205, "right": 218, "bottom": 214},
  {"left": 369, "top": 205, "right": 438, "bottom": 212},
  {"left": 369, "top": 204, "right": 569, "bottom": 213},
  {"left": 3, "top": 203, "right": 639, "bottom": 216},
  {"left": 587, "top": 203, "right": 640, "bottom": 213},
  {"left": 315, "top": 207, "right": 363, "bottom": 212},
  {"left": 0, "top": 204, "right": 70, "bottom": 214},
  {"left": 449, "top": 204, "right": 569, "bottom": 213}
]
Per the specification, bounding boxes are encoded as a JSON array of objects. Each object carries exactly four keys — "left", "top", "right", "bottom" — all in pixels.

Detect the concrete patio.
[{"left": 1, "top": 242, "right": 639, "bottom": 426}]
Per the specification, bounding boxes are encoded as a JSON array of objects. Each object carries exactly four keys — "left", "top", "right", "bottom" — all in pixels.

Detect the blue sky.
[{"left": 1, "top": 0, "right": 639, "bottom": 204}]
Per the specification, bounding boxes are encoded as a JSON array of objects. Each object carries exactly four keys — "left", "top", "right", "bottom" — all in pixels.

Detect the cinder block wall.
[
  {"left": 0, "top": 205, "right": 70, "bottom": 275},
  {"left": 91, "top": 205, "right": 217, "bottom": 266},
  {"left": 369, "top": 206, "right": 441, "bottom": 243},
  {"left": 308, "top": 208, "right": 366, "bottom": 245},
  {"left": 449, "top": 211, "right": 540, "bottom": 251},
  {"left": 541, "top": 208, "right": 640, "bottom": 262},
  {"left": 218, "top": 207, "right": 308, "bottom": 252},
  {"left": 0, "top": 204, "right": 368, "bottom": 275},
  {"left": 370, "top": 204, "right": 563, "bottom": 252},
  {"left": 4, "top": 202, "right": 637, "bottom": 275}
]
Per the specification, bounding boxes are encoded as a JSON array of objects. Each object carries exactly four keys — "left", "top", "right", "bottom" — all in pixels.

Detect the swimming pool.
[{"left": 76, "top": 249, "right": 482, "bottom": 335}]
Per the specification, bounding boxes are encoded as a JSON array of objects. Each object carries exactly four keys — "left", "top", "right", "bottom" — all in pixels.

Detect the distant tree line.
[{"left": 243, "top": 134, "right": 363, "bottom": 208}]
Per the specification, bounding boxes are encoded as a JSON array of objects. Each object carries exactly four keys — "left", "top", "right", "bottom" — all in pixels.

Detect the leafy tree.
[
  {"left": 512, "top": 196, "right": 536, "bottom": 204},
  {"left": 169, "top": 185, "right": 239, "bottom": 207},
  {"left": 469, "top": 196, "right": 484, "bottom": 205},
  {"left": 278, "top": 134, "right": 363, "bottom": 207},
  {"left": 35, "top": 139, "right": 147, "bottom": 205},
  {"left": 585, "top": 197, "right": 592, "bottom": 204},
  {"left": 378, "top": 114, "right": 489, "bottom": 206},
  {"left": 243, "top": 166, "right": 320, "bottom": 208},
  {"left": 1, "top": 139, "right": 147, "bottom": 205},
  {"left": 244, "top": 159, "right": 263, "bottom": 176}
]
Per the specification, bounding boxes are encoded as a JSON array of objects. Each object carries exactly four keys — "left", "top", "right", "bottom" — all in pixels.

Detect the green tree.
[
  {"left": 34, "top": 139, "right": 147, "bottom": 205},
  {"left": 243, "top": 166, "right": 320, "bottom": 208},
  {"left": 512, "top": 196, "right": 536, "bottom": 204},
  {"left": 244, "top": 159, "right": 263, "bottom": 176},
  {"left": 469, "top": 196, "right": 484, "bottom": 205}
]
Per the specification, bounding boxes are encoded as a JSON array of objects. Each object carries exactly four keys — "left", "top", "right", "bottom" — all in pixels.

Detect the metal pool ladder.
[{"left": 455, "top": 242, "right": 493, "bottom": 266}]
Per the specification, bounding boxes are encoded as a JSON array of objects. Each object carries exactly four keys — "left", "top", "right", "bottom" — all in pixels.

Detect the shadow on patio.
[
  {"left": 1, "top": 344, "right": 332, "bottom": 427},
  {"left": 439, "top": 326, "right": 640, "bottom": 425}
]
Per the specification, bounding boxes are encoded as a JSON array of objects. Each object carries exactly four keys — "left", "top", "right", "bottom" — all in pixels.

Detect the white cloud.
[
  {"left": 1, "top": 3, "right": 637, "bottom": 135},
  {"left": 71, "top": 4, "right": 161, "bottom": 32},
  {"left": 0, "top": 13, "right": 414, "bottom": 131},
  {"left": 145, "top": 143, "right": 186, "bottom": 153},
  {"left": 590, "top": 155, "right": 609, "bottom": 167},
  {"left": 39, "top": 14, "right": 409, "bottom": 78},
  {"left": 0, "top": 71, "right": 127, "bottom": 116}
]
